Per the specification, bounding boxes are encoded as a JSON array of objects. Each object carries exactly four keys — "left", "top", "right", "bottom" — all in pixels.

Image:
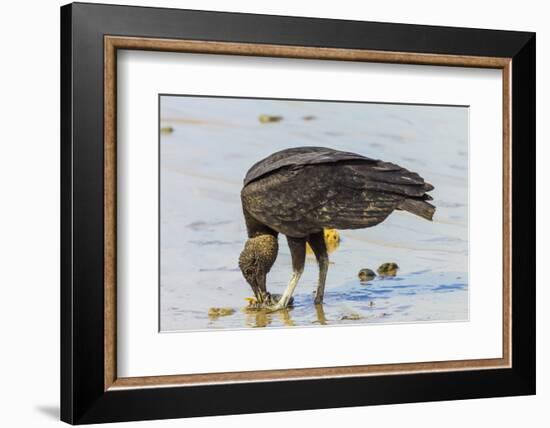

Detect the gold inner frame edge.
[{"left": 104, "top": 36, "right": 512, "bottom": 391}]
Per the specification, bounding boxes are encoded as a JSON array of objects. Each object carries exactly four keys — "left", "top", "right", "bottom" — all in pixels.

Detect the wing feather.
[
  {"left": 241, "top": 148, "right": 435, "bottom": 236},
  {"left": 243, "top": 146, "right": 376, "bottom": 186}
]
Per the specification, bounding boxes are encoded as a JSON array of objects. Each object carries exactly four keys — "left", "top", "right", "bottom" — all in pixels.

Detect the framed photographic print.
[{"left": 60, "top": 2, "right": 536, "bottom": 424}]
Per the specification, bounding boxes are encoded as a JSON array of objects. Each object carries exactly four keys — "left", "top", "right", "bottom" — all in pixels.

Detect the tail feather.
[{"left": 397, "top": 198, "right": 436, "bottom": 221}]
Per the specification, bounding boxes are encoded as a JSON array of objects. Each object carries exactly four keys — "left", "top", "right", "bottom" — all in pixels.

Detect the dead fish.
[
  {"left": 160, "top": 126, "right": 174, "bottom": 133},
  {"left": 377, "top": 262, "right": 399, "bottom": 277},
  {"left": 358, "top": 268, "right": 376, "bottom": 282},
  {"left": 244, "top": 297, "right": 261, "bottom": 311}
]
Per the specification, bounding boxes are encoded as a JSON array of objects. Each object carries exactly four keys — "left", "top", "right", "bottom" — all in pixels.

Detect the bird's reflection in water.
[
  {"left": 278, "top": 309, "right": 294, "bottom": 327},
  {"left": 245, "top": 308, "right": 294, "bottom": 328},
  {"left": 245, "top": 309, "right": 270, "bottom": 328},
  {"left": 245, "top": 303, "right": 328, "bottom": 328},
  {"left": 313, "top": 304, "right": 327, "bottom": 325}
]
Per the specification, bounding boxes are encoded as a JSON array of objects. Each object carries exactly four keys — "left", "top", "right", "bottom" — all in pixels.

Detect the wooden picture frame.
[{"left": 61, "top": 2, "right": 535, "bottom": 424}]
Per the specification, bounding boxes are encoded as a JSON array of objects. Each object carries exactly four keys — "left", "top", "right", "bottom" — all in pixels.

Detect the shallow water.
[{"left": 159, "top": 96, "right": 469, "bottom": 332}]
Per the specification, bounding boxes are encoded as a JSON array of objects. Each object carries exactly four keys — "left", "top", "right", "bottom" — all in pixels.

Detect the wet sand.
[{"left": 160, "top": 96, "right": 469, "bottom": 332}]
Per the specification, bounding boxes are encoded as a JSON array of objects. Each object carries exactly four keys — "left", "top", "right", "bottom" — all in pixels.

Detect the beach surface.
[{"left": 159, "top": 96, "right": 469, "bottom": 331}]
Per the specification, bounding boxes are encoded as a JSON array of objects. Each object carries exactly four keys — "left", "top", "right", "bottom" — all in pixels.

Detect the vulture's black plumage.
[{"left": 239, "top": 146, "right": 435, "bottom": 310}]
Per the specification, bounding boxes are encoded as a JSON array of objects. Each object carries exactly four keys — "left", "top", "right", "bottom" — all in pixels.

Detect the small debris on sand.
[
  {"left": 208, "top": 307, "right": 235, "bottom": 318},
  {"left": 340, "top": 313, "right": 362, "bottom": 321},
  {"left": 358, "top": 268, "right": 376, "bottom": 282},
  {"left": 302, "top": 115, "right": 317, "bottom": 121},
  {"left": 377, "top": 262, "right": 399, "bottom": 277},
  {"left": 259, "top": 114, "right": 283, "bottom": 123}
]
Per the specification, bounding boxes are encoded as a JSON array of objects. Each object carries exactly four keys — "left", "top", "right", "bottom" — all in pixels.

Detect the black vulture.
[{"left": 238, "top": 146, "right": 435, "bottom": 310}]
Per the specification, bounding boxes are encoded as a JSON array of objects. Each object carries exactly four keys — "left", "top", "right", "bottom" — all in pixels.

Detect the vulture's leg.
[
  {"left": 307, "top": 231, "right": 329, "bottom": 305},
  {"left": 271, "top": 236, "right": 305, "bottom": 310}
]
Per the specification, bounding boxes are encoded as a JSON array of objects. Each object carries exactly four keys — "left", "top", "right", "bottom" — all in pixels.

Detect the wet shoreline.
[{"left": 160, "top": 96, "right": 469, "bottom": 332}]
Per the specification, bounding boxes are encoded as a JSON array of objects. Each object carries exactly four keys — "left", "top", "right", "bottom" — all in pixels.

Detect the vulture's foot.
[
  {"left": 246, "top": 293, "right": 294, "bottom": 311},
  {"left": 264, "top": 294, "right": 294, "bottom": 312}
]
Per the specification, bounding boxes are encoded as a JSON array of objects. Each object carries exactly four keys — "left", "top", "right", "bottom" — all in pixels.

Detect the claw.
[
  {"left": 246, "top": 294, "right": 294, "bottom": 312},
  {"left": 265, "top": 304, "right": 284, "bottom": 313},
  {"left": 264, "top": 294, "right": 294, "bottom": 311}
]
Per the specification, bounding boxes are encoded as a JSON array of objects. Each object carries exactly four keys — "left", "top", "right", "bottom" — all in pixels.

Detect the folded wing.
[{"left": 241, "top": 148, "right": 435, "bottom": 237}]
